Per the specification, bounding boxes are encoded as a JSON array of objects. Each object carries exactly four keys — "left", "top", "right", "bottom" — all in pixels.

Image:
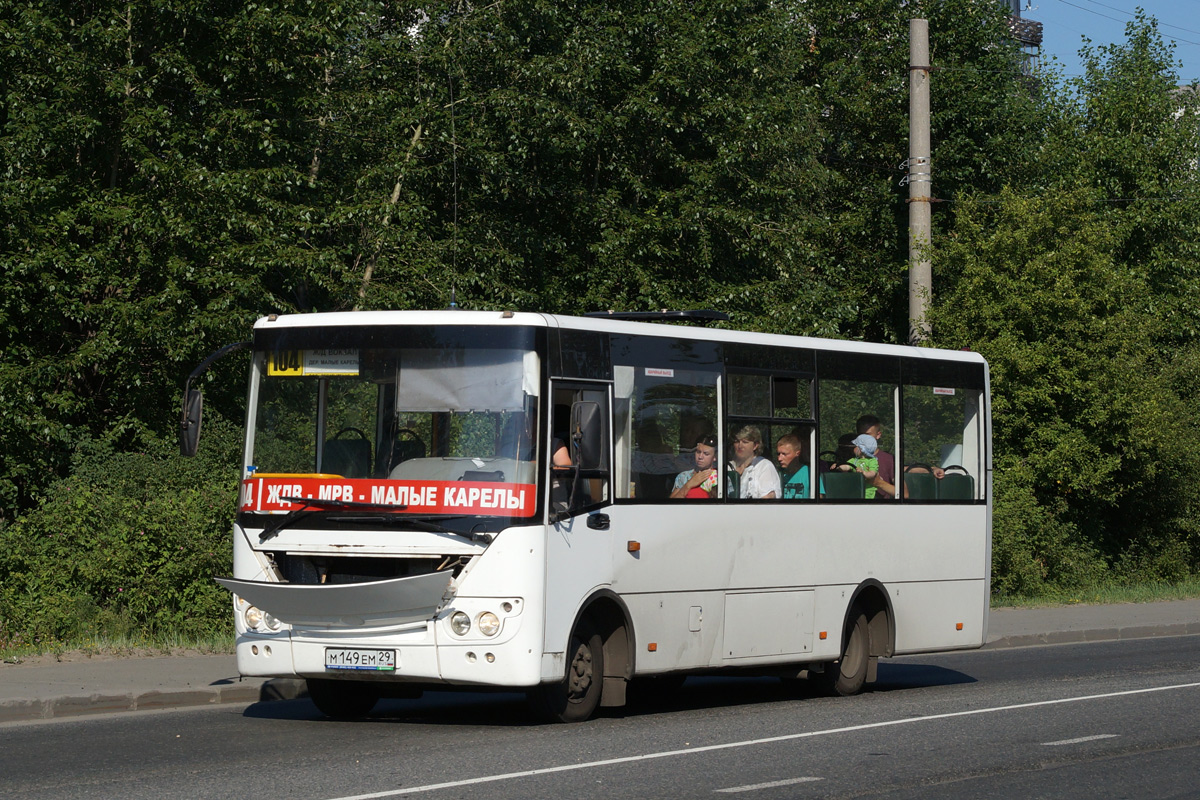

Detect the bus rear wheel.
[
  {"left": 816, "top": 609, "right": 870, "bottom": 697},
  {"left": 306, "top": 678, "right": 380, "bottom": 719},
  {"left": 530, "top": 624, "right": 604, "bottom": 723}
]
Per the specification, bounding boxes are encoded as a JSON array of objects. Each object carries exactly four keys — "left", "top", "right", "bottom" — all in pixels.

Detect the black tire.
[
  {"left": 530, "top": 624, "right": 604, "bottom": 723},
  {"left": 815, "top": 609, "right": 870, "bottom": 697},
  {"left": 306, "top": 678, "right": 380, "bottom": 720}
]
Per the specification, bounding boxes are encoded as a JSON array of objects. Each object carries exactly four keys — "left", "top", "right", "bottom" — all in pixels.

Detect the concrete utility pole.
[{"left": 907, "top": 18, "right": 932, "bottom": 344}]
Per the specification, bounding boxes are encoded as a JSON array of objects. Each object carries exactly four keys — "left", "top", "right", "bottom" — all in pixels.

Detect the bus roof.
[{"left": 253, "top": 309, "right": 986, "bottom": 365}]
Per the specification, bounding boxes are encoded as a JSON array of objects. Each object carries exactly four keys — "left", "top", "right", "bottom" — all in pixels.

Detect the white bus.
[{"left": 181, "top": 309, "right": 991, "bottom": 721}]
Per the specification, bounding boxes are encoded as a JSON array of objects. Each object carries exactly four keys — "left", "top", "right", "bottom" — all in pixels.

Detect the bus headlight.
[
  {"left": 450, "top": 611, "right": 471, "bottom": 636},
  {"left": 263, "top": 612, "right": 282, "bottom": 632},
  {"left": 477, "top": 612, "right": 501, "bottom": 637},
  {"left": 244, "top": 605, "right": 265, "bottom": 630}
]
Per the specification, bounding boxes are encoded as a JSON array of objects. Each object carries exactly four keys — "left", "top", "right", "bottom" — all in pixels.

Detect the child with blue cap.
[{"left": 850, "top": 434, "right": 881, "bottom": 499}]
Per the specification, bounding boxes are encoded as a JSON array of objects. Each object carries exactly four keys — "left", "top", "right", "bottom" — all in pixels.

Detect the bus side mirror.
[
  {"left": 570, "top": 401, "right": 605, "bottom": 470},
  {"left": 179, "top": 388, "right": 203, "bottom": 457},
  {"left": 176, "top": 340, "right": 251, "bottom": 458}
]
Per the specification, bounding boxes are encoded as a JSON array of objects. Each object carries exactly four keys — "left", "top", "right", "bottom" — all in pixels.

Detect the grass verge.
[
  {"left": 1, "top": 631, "right": 233, "bottom": 664},
  {"left": 991, "top": 577, "right": 1200, "bottom": 608}
]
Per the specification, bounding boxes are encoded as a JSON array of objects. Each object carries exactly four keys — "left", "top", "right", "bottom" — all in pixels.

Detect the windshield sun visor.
[{"left": 398, "top": 348, "right": 538, "bottom": 412}]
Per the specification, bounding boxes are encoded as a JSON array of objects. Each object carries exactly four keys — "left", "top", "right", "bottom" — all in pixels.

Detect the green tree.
[
  {"left": 800, "top": 0, "right": 1050, "bottom": 339},
  {"left": 1, "top": 0, "right": 1052, "bottom": 515},
  {"left": 0, "top": 1, "right": 362, "bottom": 511},
  {"left": 932, "top": 15, "right": 1200, "bottom": 593},
  {"left": 337, "top": 1, "right": 838, "bottom": 328}
]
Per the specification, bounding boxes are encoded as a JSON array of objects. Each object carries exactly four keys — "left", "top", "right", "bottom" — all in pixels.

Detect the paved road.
[
  {"left": 3, "top": 598, "right": 1199, "bottom": 723},
  {"left": 3, "top": 635, "right": 1200, "bottom": 799}
]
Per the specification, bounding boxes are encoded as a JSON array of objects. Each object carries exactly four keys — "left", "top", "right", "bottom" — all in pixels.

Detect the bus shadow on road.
[
  {"left": 871, "top": 662, "right": 977, "bottom": 691},
  {"left": 243, "top": 690, "right": 539, "bottom": 726},
  {"left": 617, "top": 664, "right": 976, "bottom": 718},
  {"left": 242, "top": 663, "right": 975, "bottom": 725}
]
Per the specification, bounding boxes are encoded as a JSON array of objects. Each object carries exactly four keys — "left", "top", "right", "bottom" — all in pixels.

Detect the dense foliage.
[
  {"left": 1, "top": 1, "right": 1198, "bottom": 648},
  {"left": 0, "top": 414, "right": 241, "bottom": 649},
  {"left": 933, "top": 17, "right": 1200, "bottom": 595}
]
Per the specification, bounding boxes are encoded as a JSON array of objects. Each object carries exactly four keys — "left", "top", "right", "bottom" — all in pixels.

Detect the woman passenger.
[
  {"left": 728, "top": 425, "right": 780, "bottom": 499},
  {"left": 670, "top": 435, "right": 719, "bottom": 499}
]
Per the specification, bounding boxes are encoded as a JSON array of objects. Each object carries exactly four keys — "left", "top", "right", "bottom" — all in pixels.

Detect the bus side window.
[
  {"left": 817, "top": 379, "right": 898, "bottom": 501},
  {"left": 900, "top": 384, "right": 984, "bottom": 503},
  {"left": 615, "top": 365, "right": 718, "bottom": 501},
  {"left": 726, "top": 370, "right": 815, "bottom": 501}
]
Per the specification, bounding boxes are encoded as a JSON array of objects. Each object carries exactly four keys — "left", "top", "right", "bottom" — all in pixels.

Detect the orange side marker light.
[
  {"left": 956, "top": 622, "right": 964, "bottom": 631},
  {"left": 819, "top": 631, "right": 828, "bottom": 640},
  {"left": 647, "top": 643, "right": 658, "bottom": 652},
  {"left": 627, "top": 541, "right": 641, "bottom": 552}
]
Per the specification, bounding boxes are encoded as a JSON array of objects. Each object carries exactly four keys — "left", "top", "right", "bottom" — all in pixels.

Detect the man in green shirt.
[{"left": 775, "top": 434, "right": 810, "bottom": 500}]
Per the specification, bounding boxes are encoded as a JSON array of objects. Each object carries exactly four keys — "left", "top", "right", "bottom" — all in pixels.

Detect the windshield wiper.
[
  {"left": 281, "top": 496, "right": 409, "bottom": 512},
  {"left": 396, "top": 516, "right": 492, "bottom": 543},
  {"left": 257, "top": 497, "right": 408, "bottom": 542},
  {"left": 258, "top": 501, "right": 492, "bottom": 545}
]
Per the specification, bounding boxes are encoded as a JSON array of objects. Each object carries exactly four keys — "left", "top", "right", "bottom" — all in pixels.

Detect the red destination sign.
[{"left": 240, "top": 476, "right": 534, "bottom": 517}]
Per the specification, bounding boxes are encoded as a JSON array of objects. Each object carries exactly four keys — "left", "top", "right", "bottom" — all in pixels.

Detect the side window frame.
[
  {"left": 724, "top": 368, "right": 816, "bottom": 501},
  {"left": 547, "top": 379, "right": 612, "bottom": 520},
  {"left": 899, "top": 386, "right": 986, "bottom": 504},
  {"left": 611, "top": 335, "right": 723, "bottom": 503},
  {"left": 814, "top": 351, "right": 901, "bottom": 502}
]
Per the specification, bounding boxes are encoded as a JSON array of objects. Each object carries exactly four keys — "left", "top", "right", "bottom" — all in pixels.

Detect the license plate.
[{"left": 325, "top": 648, "right": 397, "bottom": 672}]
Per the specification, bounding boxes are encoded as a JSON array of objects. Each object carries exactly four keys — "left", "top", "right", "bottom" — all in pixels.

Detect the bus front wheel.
[
  {"left": 816, "top": 609, "right": 869, "bottom": 697},
  {"left": 530, "top": 624, "right": 604, "bottom": 723},
  {"left": 307, "top": 678, "right": 380, "bottom": 719}
]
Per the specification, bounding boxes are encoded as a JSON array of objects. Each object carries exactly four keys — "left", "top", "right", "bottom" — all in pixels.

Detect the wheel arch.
[
  {"left": 844, "top": 579, "right": 895, "bottom": 659},
  {"left": 571, "top": 588, "right": 634, "bottom": 707}
]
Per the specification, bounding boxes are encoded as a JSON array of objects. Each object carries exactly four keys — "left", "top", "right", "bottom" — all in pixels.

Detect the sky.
[{"left": 1021, "top": 0, "right": 1200, "bottom": 84}]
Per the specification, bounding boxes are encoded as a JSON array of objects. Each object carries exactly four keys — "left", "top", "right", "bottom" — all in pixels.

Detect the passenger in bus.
[
  {"left": 849, "top": 434, "right": 881, "bottom": 499},
  {"left": 856, "top": 414, "right": 944, "bottom": 499},
  {"left": 775, "top": 434, "right": 810, "bottom": 500},
  {"left": 549, "top": 435, "right": 578, "bottom": 512},
  {"left": 822, "top": 433, "right": 876, "bottom": 498},
  {"left": 856, "top": 414, "right": 896, "bottom": 500},
  {"left": 551, "top": 436, "right": 571, "bottom": 467},
  {"left": 728, "top": 426, "right": 780, "bottom": 499},
  {"left": 670, "top": 435, "right": 719, "bottom": 499}
]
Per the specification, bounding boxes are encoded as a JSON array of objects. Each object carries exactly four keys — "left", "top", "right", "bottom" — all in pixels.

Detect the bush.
[
  {"left": 0, "top": 413, "right": 243, "bottom": 652},
  {"left": 990, "top": 461, "right": 1107, "bottom": 600}
]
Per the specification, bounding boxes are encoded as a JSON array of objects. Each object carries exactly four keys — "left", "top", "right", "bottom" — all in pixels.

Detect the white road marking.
[
  {"left": 716, "top": 777, "right": 823, "bottom": 792},
  {"left": 327, "top": 680, "right": 1200, "bottom": 799},
  {"left": 1042, "top": 734, "right": 1119, "bottom": 746}
]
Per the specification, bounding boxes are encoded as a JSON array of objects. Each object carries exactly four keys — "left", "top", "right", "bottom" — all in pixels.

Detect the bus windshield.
[{"left": 242, "top": 329, "right": 541, "bottom": 519}]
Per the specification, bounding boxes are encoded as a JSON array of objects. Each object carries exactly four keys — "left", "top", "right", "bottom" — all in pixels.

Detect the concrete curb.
[
  {"left": 0, "top": 678, "right": 306, "bottom": 724},
  {"left": 983, "top": 622, "right": 1200, "bottom": 650}
]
